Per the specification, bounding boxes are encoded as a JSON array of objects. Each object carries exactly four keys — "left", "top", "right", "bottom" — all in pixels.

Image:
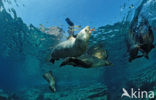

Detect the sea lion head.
[{"left": 76, "top": 26, "right": 91, "bottom": 42}]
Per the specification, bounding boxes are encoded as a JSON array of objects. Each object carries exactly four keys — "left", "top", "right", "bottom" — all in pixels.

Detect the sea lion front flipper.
[
  {"left": 138, "top": 47, "right": 149, "bottom": 59},
  {"left": 135, "top": 55, "right": 144, "bottom": 59},
  {"left": 129, "top": 55, "right": 144, "bottom": 62}
]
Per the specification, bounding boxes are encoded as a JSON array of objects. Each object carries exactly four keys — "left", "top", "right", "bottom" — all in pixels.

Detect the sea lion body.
[
  {"left": 50, "top": 26, "right": 91, "bottom": 63},
  {"left": 60, "top": 56, "right": 112, "bottom": 68},
  {"left": 60, "top": 45, "right": 112, "bottom": 68}
]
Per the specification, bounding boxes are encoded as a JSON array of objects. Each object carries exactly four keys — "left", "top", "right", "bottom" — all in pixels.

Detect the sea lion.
[
  {"left": 60, "top": 44, "right": 112, "bottom": 68},
  {"left": 127, "top": 18, "right": 155, "bottom": 62},
  {"left": 126, "top": 0, "right": 155, "bottom": 62},
  {"left": 43, "top": 71, "right": 56, "bottom": 92},
  {"left": 50, "top": 26, "right": 92, "bottom": 64}
]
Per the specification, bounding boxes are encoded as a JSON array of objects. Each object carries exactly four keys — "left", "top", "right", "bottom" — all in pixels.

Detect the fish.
[
  {"left": 74, "top": 25, "right": 81, "bottom": 28},
  {"left": 89, "top": 28, "right": 95, "bottom": 32}
]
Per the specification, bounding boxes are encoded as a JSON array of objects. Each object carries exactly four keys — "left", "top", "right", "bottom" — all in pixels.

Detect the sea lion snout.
[
  {"left": 83, "top": 26, "right": 90, "bottom": 34},
  {"left": 84, "top": 26, "right": 95, "bottom": 34}
]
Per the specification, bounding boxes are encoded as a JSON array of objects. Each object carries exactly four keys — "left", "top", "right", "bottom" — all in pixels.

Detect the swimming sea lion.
[
  {"left": 60, "top": 44, "right": 112, "bottom": 68},
  {"left": 43, "top": 71, "right": 56, "bottom": 92},
  {"left": 126, "top": 0, "right": 155, "bottom": 62},
  {"left": 50, "top": 26, "right": 92, "bottom": 64},
  {"left": 128, "top": 18, "right": 155, "bottom": 62}
]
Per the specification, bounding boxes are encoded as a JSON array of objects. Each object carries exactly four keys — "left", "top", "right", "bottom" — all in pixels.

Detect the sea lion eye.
[{"left": 85, "top": 29, "right": 88, "bottom": 32}]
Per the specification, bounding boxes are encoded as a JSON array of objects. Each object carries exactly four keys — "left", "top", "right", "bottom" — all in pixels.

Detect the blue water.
[{"left": 0, "top": 0, "right": 156, "bottom": 100}]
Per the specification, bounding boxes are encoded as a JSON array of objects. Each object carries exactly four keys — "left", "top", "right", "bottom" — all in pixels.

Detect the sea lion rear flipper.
[
  {"left": 60, "top": 57, "right": 90, "bottom": 68},
  {"left": 60, "top": 57, "right": 77, "bottom": 67},
  {"left": 65, "top": 18, "right": 74, "bottom": 26},
  {"left": 65, "top": 18, "right": 75, "bottom": 39},
  {"left": 129, "top": 55, "right": 144, "bottom": 62}
]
